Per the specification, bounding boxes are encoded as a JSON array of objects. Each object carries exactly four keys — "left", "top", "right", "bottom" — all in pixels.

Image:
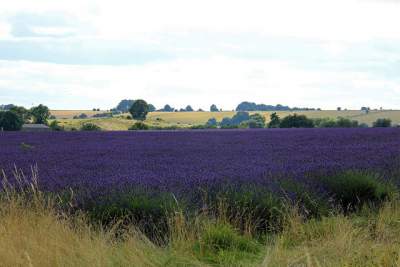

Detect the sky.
[{"left": 0, "top": 0, "right": 399, "bottom": 110}]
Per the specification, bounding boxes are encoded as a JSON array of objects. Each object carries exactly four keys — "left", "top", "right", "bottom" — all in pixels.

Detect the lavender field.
[{"left": 1, "top": 128, "right": 399, "bottom": 199}]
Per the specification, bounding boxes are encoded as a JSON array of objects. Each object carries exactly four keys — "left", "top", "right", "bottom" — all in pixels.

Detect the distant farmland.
[{"left": 51, "top": 110, "right": 400, "bottom": 131}]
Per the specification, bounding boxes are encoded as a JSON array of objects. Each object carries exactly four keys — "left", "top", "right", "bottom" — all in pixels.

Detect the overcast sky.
[{"left": 0, "top": 0, "right": 399, "bottom": 110}]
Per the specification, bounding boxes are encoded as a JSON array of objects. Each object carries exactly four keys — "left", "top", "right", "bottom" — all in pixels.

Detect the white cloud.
[{"left": 1, "top": 58, "right": 399, "bottom": 110}]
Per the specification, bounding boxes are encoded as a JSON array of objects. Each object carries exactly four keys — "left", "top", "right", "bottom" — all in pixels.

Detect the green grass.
[{"left": 51, "top": 110, "right": 400, "bottom": 130}]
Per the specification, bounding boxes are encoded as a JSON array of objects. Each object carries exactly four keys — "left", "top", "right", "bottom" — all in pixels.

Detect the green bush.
[
  {"left": 322, "top": 171, "right": 393, "bottom": 210},
  {"left": 80, "top": 123, "right": 101, "bottom": 131},
  {"left": 279, "top": 114, "right": 314, "bottom": 128},
  {"left": 0, "top": 111, "right": 23, "bottom": 131},
  {"left": 49, "top": 120, "right": 64, "bottom": 131},
  {"left": 373, "top": 118, "right": 392, "bottom": 128},
  {"left": 129, "top": 122, "right": 150, "bottom": 130},
  {"left": 84, "top": 193, "right": 176, "bottom": 242}
]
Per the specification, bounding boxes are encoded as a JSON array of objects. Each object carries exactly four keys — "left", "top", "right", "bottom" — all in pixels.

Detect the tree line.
[{"left": 0, "top": 104, "right": 50, "bottom": 131}]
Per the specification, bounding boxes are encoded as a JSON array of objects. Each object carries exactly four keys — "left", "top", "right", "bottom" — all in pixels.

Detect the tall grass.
[{"left": 2, "top": 169, "right": 400, "bottom": 266}]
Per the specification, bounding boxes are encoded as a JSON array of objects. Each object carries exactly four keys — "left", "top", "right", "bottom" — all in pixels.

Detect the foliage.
[
  {"left": 30, "top": 104, "right": 50, "bottom": 124},
  {"left": 247, "top": 113, "right": 266, "bottom": 128},
  {"left": 210, "top": 104, "right": 219, "bottom": 112},
  {"left": 373, "top": 118, "right": 392, "bottom": 128},
  {"left": 92, "top": 112, "right": 112, "bottom": 118},
  {"left": 206, "top": 118, "right": 218, "bottom": 127},
  {"left": 9, "top": 106, "right": 31, "bottom": 123},
  {"left": 80, "top": 123, "right": 101, "bottom": 131},
  {"left": 0, "top": 111, "right": 23, "bottom": 131},
  {"left": 236, "top": 102, "right": 316, "bottom": 112},
  {"left": 268, "top": 112, "right": 281, "bottom": 128},
  {"left": 129, "top": 122, "right": 150, "bottom": 130},
  {"left": 49, "top": 120, "right": 64, "bottom": 131},
  {"left": 336, "top": 117, "right": 359, "bottom": 128},
  {"left": 159, "top": 104, "right": 174, "bottom": 112},
  {"left": 185, "top": 105, "right": 194, "bottom": 112},
  {"left": 73, "top": 113, "right": 88, "bottom": 119},
  {"left": 129, "top": 99, "right": 149, "bottom": 121},
  {"left": 279, "top": 114, "right": 314, "bottom": 128},
  {"left": 322, "top": 171, "right": 393, "bottom": 210}
]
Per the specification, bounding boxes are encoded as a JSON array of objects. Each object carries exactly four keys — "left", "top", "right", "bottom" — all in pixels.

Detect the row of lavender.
[{"left": 1, "top": 129, "right": 399, "bottom": 199}]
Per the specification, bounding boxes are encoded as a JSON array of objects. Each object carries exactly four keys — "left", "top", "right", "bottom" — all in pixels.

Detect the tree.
[
  {"left": 129, "top": 99, "right": 149, "bottom": 120},
  {"left": 116, "top": 100, "right": 135, "bottom": 113},
  {"left": 206, "top": 118, "right": 217, "bottom": 127},
  {"left": 9, "top": 106, "right": 31, "bottom": 123},
  {"left": 248, "top": 113, "right": 266, "bottom": 128},
  {"left": 336, "top": 117, "right": 358, "bottom": 128},
  {"left": 337, "top": 107, "right": 342, "bottom": 111},
  {"left": 185, "top": 105, "right": 194, "bottom": 112},
  {"left": 210, "top": 104, "right": 219, "bottom": 112},
  {"left": 160, "top": 104, "right": 174, "bottom": 112},
  {"left": 0, "top": 111, "right": 23, "bottom": 131},
  {"left": 30, "top": 104, "right": 50, "bottom": 124},
  {"left": 268, "top": 112, "right": 280, "bottom": 128},
  {"left": 148, "top": 104, "right": 156, "bottom": 112},
  {"left": 279, "top": 114, "right": 314, "bottom": 128},
  {"left": 373, "top": 118, "right": 392, "bottom": 128},
  {"left": 230, "top": 112, "right": 250, "bottom": 125}
]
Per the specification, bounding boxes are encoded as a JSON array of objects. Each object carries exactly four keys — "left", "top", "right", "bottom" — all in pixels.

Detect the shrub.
[
  {"left": 126, "top": 115, "right": 132, "bottom": 120},
  {"left": 206, "top": 118, "right": 218, "bottom": 127},
  {"left": 0, "top": 111, "right": 23, "bottom": 131},
  {"left": 336, "top": 117, "right": 358, "bottom": 128},
  {"left": 129, "top": 122, "right": 150, "bottom": 130},
  {"left": 322, "top": 171, "right": 393, "bottom": 210},
  {"left": 248, "top": 113, "right": 266, "bottom": 128},
  {"left": 373, "top": 118, "right": 392, "bottom": 128},
  {"left": 92, "top": 113, "right": 112, "bottom": 118},
  {"left": 49, "top": 120, "right": 64, "bottom": 131},
  {"left": 314, "top": 118, "right": 337, "bottom": 128},
  {"left": 80, "top": 123, "right": 101, "bottom": 131},
  {"left": 231, "top": 112, "right": 250, "bottom": 125},
  {"left": 279, "top": 114, "right": 314, "bottom": 128}
]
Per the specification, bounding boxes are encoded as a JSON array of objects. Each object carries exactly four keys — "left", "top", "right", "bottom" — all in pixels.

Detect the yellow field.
[
  {"left": 50, "top": 110, "right": 105, "bottom": 119},
  {"left": 51, "top": 110, "right": 400, "bottom": 131}
]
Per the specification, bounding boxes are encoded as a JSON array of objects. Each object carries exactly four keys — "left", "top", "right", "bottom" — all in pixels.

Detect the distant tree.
[
  {"left": 0, "top": 104, "right": 16, "bottom": 111},
  {"left": 129, "top": 99, "right": 149, "bottom": 121},
  {"left": 0, "top": 111, "right": 23, "bottom": 131},
  {"left": 206, "top": 118, "right": 217, "bottom": 127},
  {"left": 148, "top": 104, "right": 156, "bottom": 112},
  {"left": 210, "top": 104, "right": 219, "bottom": 112},
  {"left": 279, "top": 114, "right": 314, "bottom": 128},
  {"left": 314, "top": 118, "right": 337, "bottom": 128},
  {"left": 185, "top": 105, "right": 194, "bottom": 112},
  {"left": 160, "top": 104, "right": 174, "bottom": 112},
  {"left": 337, "top": 107, "right": 342, "bottom": 111},
  {"left": 230, "top": 112, "right": 250, "bottom": 125},
  {"left": 219, "top": 117, "right": 233, "bottom": 128},
  {"left": 336, "top": 117, "right": 359, "bottom": 128},
  {"left": 268, "top": 112, "right": 281, "bottom": 128},
  {"left": 198, "top": 108, "right": 204, "bottom": 112},
  {"left": 248, "top": 113, "right": 266, "bottom": 128},
  {"left": 373, "top": 118, "right": 392, "bottom": 128},
  {"left": 179, "top": 108, "right": 186, "bottom": 112},
  {"left": 30, "top": 104, "right": 50, "bottom": 124},
  {"left": 9, "top": 106, "right": 31, "bottom": 123},
  {"left": 115, "top": 100, "right": 135, "bottom": 113}
]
